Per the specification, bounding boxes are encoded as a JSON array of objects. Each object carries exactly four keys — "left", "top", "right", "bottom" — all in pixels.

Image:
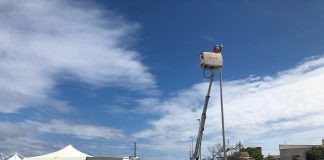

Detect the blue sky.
[{"left": 1, "top": 0, "right": 324, "bottom": 160}]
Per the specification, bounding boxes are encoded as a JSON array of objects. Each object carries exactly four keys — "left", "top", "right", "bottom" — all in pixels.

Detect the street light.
[
  {"left": 190, "top": 136, "right": 193, "bottom": 160},
  {"left": 189, "top": 145, "right": 192, "bottom": 160},
  {"left": 219, "top": 68, "right": 227, "bottom": 160},
  {"left": 197, "top": 119, "right": 201, "bottom": 160}
]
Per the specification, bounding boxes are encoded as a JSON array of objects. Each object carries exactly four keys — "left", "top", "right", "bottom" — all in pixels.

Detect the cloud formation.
[
  {"left": 26, "top": 120, "right": 125, "bottom": 140},
  {"left": 0, "top": 120, "right": 126, "bottom": 156},
  {"left": 0, "top": 0, "right": 156, "bottom": 113},
  {"left": 134, "top": 56, "right": 324, "bottom": 159},
  {"left": 0, "top": 121, "right": 61, "bottom": 156}
]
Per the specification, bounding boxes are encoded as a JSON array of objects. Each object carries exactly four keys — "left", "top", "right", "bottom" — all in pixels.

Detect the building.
[{"left": 279, "top": 139, "right": 324, "bottom": 160}]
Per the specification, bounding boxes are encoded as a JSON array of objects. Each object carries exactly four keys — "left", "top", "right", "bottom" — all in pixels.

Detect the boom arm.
[{"left": 193, "top": 69, "right": 215, "bottom": 160}]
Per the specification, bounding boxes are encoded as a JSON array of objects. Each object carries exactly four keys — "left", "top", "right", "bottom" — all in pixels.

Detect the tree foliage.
[
  {"left": 240, "top": 147, "right": 263, "bottom": 160},
  {"left": 205, "top": 144, "right": 224, "bottom": 160},
  {"left": 305, "top": 146, "right": 324, "bottom": 160},
  {"left": 204, "top": 142, "right": 243, "bottom": 160},
  {"left": 205, "top": 141, "right": 269, "bottom": 160},
  {"left": 264, "top": 155, "right": 279, "bottom": 160}
]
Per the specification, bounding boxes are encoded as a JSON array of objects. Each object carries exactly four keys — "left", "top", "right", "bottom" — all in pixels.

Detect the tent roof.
[
  {"left": 30, "top": 144, "right": 91, "bottom": 158},
  {"left": 8, "top": 154, "right": 22, "bottom": 160}
]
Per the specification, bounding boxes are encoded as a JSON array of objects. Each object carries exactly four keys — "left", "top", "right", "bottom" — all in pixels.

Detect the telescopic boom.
[{"left": 192, "top": 70, "right": 215, "bottom": 160}]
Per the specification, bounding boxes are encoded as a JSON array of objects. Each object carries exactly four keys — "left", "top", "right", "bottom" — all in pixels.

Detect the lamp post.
[
  {"left": 219, "top": 69, "right": 227, "bottom": 160},
  {"left": 189, "top": 145, "right": 192, "bottom": 160},
  {"left": 106, "top": 137, "right": 110, "bottom": 155},
  {"left": 190, "top": 136, "right": 193, "bottom": 159},
  {"left": 197, "top": 119, "right": 201, "bottom": 160}
]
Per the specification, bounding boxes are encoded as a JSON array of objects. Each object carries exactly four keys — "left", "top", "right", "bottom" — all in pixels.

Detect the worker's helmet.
[{"left": 213, "top": 44, "right": 222, "bottom": 53}]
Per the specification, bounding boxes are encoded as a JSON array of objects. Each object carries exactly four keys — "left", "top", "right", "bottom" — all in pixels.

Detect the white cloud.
[
  {"left": 134, "top": 56, "right": 324, "bottom": 159},
  {"left": 25, "top": 120, "right": 125, "bottom": 140},
  {"left": 0, "top": 119, "right": 126, "bottom": 156},
  {"left": 0, "top": 121, "right": 61, "bottom": 156},
  {"left": 0, "top": 0, "right": 156, "bottom": 113}
]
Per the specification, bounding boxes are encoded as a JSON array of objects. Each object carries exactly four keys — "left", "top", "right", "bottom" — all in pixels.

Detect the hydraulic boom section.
[{"left": 192, "top": 70, "right": 215, "bottom": 160}]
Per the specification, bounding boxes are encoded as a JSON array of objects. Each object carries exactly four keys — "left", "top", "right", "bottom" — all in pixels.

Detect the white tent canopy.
[
  {"left": 8, "top": 154, "right": 23, "bottom": 160},
  {"left": 25, "top": 144, "right": 91, "bottom": 160},
  {"left": 1, "top": 153, "right": 24, "bottom": 160}
]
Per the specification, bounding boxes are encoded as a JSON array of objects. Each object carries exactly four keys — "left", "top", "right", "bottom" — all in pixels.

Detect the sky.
[{"left": 1, "top": 0, "right": 324, "bottom": 160}]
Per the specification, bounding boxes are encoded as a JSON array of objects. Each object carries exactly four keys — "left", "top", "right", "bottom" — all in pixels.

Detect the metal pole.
[
  {"left": 219, "top": 69, "right": 227, "bottom": 160},
  {"left": 197, "top": 119, "right": 201, "bottom": 160},
  {"left": 134, "top": 142, "right": 136, "bottom": 157},
  {"left": 191, "top": 136, "right": 193, "bottom": 159}
]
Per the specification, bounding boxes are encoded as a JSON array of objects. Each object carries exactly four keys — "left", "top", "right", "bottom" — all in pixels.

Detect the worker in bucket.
[{"left": 213, "top": 44, "right": 222, "bottom": 53}]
